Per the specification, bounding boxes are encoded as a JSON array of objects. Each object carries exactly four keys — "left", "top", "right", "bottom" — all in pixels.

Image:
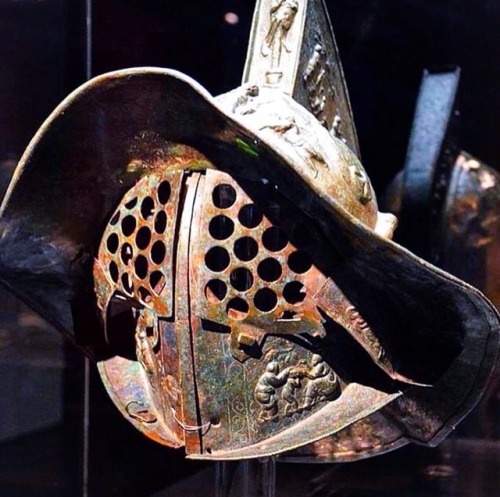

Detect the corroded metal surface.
[
  {"left": 0, "top": 1, "right": 498, "bottom": 462},
  {"left": 243, "top": 0, "right": 360, "bottom": 155}
]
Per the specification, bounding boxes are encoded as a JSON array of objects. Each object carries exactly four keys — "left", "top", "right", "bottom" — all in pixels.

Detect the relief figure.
[
  {"left": 262, "top": 0, "right": 299, "bottom": 69},
  {"left": 302, "top": 354, "right": 339, "bottom": 409},
  {"left": 254, "top": 361, "right": 290, "bottom": 421}
]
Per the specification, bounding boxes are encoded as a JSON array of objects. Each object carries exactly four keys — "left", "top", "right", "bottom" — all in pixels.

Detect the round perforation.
[
  {"left": 212, "top": 184, "right": 236, "bottom": 209},
  {"left": 226, "top": 297, "right": 249, "bottom": 320},
  {"left": 154, "top": 211, "right": 167, "bottom": 234},
  {"left": 134, "top": 255, "right": 149, "bottom": 280},
  {"left": 262, "top": 226, "right": 288, "bottom": 252},
  {"left": 109, "top": 211, "right": 120, "bottom": 226},
  {"left": 234, "top": 237, "right": 258, "bottom": 262},
  {"left": 230, "top": 268, "right": 254, "bottom": 292},
  {"left": 288, "top": 251, "right": 313, "bottom": 274},
  {"left": 205, "top": 246, "right": 230, "bottom": 273},
  {"left": 151, "top": 240, "right": 166, "bottom": 265},
  {"left": 283, "top": 281, "right": 306, "bottom": 305},
  {"left": 121, "top": 215, "right": 137, "bottom": 237},
  {"left": 238, "top": 204, "right": 263, "bottom": 229},
  {"left": 120, "top": 243, "right": 134, "bottom": 265},
  {"left": 158, "top": 181, "right": 171, "bottom": 205},
  {"left": 125, "top": 197, "right": 138, "bottom": 210},
  {"left": 209, "top": 215, "right": 235, "bottom": 241},
  {"left": 108, "top": 261, "right": 119, "bottom": 283},
  {"left": 138, "top": 286, "right": 152, "bottom": 304},
  {"left": 141, "top": 197, "right": 155, "bottom": 220},
  {"left": 121, "top": 273, "right": 134, "bottom": 295},
  {"left": 106, "top": 233, "right": 119, "bottom": 254},
  {"left": 254, "top": 288, "right": 278, "bottom": 313},
  {"left": 205, "top": 279, "right": 228, "bottom": 304},
  {"left": 136, "top": 226, "right": 152, "bottom": 250},
  {"left": 257, "top": 258, "right": 282, "bottom": 282},
  {"left": 150, "top": 271, "right": 166, "bottom": 294}
]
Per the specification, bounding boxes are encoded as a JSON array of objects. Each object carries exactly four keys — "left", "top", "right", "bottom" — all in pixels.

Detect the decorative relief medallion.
[{"left": 254, "top": 352, "right": 340, "bottom": 423}]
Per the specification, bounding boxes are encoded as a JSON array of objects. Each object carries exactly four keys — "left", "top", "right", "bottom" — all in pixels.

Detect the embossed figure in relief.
[
  {"left": 304, "top": 43, "right": 328, "bottom": 126},
  {"left": 135, "top": 310, "right": 160, "bottom": 377},
  {"left": 348, "top": 160, "right": 373, "bottom": 205},
  {"left": 262, "top": 0, "right": 299, "bottom": 82},
  {"left": 255, "top": 361, "right": 291, "bottom": 421},
  {"left": 302, "top": 354, "right": 339, "bottom": 409},
  {"left": 261, "top": 115, "right": 326, "bottom": 177},
  {"left": 281, "top": 368, "right": 303, "bottom": 414}
]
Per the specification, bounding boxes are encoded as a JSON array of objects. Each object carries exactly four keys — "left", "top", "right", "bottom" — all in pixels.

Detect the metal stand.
[{"left": 215, "top": 458, "right": 276, "bottom": 497}]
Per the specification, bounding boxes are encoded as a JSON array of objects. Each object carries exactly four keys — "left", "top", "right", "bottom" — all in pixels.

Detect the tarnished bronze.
[{"left": 0, "top": 1, "right": 498, "bottom": 461}]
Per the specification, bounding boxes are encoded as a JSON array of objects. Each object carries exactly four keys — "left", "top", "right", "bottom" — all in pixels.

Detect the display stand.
[{"left": 215, "top": 458, "right": 276, "bottom": 497}]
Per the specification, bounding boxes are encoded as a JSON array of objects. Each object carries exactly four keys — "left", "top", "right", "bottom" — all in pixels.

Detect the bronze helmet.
[{"left": 0, "top": 1, "right": 498, "bottom": 461}]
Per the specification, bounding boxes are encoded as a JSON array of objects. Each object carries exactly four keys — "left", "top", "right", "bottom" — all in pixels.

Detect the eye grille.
[
  {"left": 201, "top": 175, "right": 317, "bottom": 323},
  {"left": 96, "top": 172, "right": 181, "bottom": 316}
]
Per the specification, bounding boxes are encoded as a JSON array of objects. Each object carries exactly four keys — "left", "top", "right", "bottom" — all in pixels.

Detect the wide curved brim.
[{"left": 0, "top": 68, "right": 497, "bottom": 452}]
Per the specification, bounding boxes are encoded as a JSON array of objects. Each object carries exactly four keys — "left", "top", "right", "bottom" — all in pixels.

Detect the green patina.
[{"left": 235, "top": 138, "right": 259, "bottom": 159}]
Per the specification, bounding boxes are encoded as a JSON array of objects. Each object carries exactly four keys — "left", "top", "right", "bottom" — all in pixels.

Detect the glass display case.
[{"left": 0, "top": 1, "right": 498, "bottom": 496}]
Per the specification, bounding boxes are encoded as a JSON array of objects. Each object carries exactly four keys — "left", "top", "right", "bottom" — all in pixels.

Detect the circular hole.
[
  {"left": 238, "top": 204, "right": 263, "bottom": 229},
  {"left": 136, "top": 226, "right": 152, "bottom": 250},
  {"left": 150, "top": 271, "right": 166, "bottom": 294},
  {"left": 230, "top": 268, "right": 254, "bottom": 292},
  {"left": 209, "top": 215, "right": 234, "bottom": 241},
  {"left": 120, "top": 243, "right": 134, "bottom": 265},
  {"left": 138, "top": 286, "right": 153, "bottom": 304},
  {"left": 157, "top": 181, "right": 171, "bottom": 205},
  {"left": 226, "top": 297, "right": 249, "bottom": 320},
  {"left": 205, "top": 280, "right": 228, "bottom": 304},
  {"left": 154, "top": 211, "right": 167, "bottom": 234},
  {"left": 234, "top": 237, "right": 258, "bottom": 262},
  {"left": 141, "top": 197, "right": 155, "bottom": 220},
  {"left": 283, "top": 281, "right": 306, "bottom": 305},
  {"left": 151, "top": 240, "right": 166, "bottom": 265},
  {"left": 288, "top": 251, "right": 313, "bottom": 274},
  {"left": 205, "top": 246, "right": 230, "bottom": 272},
  {"left": 212, "top": 184, "right": 236, "bottom": 209},
  {"left": 254, "top": 288, "right": 278, "bottom": 313},
  {"left": 121, "top": 215, "right": 137, "bottom": 237},
  {"left": 125, "top": 197, "right": 138, "bottom": 210},
  {"left": 134, "top": 255, "right": 149, "bottom": 280},
  {"left": 262, "top": 226, "right": 288, "bottom": 252},
  {"left": 108, "top": 261, "right": 119, "bottom": 283},
  {"left": 109, "top": 210, "right": 120, "bottom": 226},
  {"left": 121, "top": 273, "right": 134, "bottom": 295},
  {"left": 106, "top": 233, "right": 119, "bottom": 254},
  {"left": 257, "top": 258, "right": 282, "bottom": 282}
]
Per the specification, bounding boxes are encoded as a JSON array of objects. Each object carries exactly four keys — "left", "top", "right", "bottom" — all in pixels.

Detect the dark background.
[{"left": 0, "top": 1, "right": 498, "bottom": 496}]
